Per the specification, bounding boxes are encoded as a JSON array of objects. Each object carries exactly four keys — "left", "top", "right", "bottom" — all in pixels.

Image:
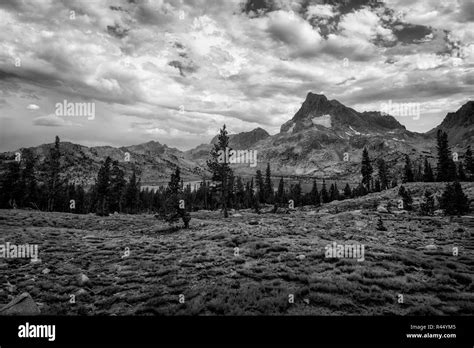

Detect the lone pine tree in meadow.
[{"left": 207, "top": 125, "right": 232, "bottom": 218}]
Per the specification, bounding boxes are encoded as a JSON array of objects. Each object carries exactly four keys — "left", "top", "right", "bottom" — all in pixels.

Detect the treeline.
[
  {"left": 206, "top": 126, "right": 473, "bottom": 216},
  {"left": 0, "top": 129, "right": 472, "bottom": 217},
  {"left": 0, "top": 137, "right": 143, "bottom": 215}
]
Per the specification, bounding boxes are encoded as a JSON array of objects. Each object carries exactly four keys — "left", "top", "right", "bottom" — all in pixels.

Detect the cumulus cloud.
[{"left": 0, "top": 0, "right": 472, "bottom": 151}]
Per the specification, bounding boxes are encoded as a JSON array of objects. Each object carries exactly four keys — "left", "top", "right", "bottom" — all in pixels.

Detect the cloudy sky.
[{"left": 0, "top": 0, "right": 473, "bottom": 152}]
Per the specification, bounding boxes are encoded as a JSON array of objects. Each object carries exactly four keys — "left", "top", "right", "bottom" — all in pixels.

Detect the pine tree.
[
  {"left": 207, "top": 125, "right": 232, "bottom": 218},
  {"left": 374, "top": 179, "right": 381, "bottom": 192},
  {"left": 440, "top": 181, "right": 469, "bottom": 215},
  {"left": 464, "top": 145, "right": 474, "bottom": 180},
  {"left": 235, "top": 177, "right": 245, "bottom": 209},
  {"left": 377, "top": 159, "right": 389, "bottom": 190},
  {"left": 329, "top": 184, "right": 336, "bottom": 202},
  {"left": 290, "top": 182, "right": 302, "bottom": 206},
  {"left": 276, "top": 177, "right": 285, "bottom": 204},
  {"left": 329, "top": 183, "right": 340, "bottom": 201},
  {"left": 0, "top": 161, "right": 22, "bottom": 208},
  {"left": 344, "top": 183, "right": 352, "bottom": 198},
  {"left": 402, "top": 155, "right": 414, "bottom": 183},
  {"left": 420, "top": 190, "right": 435, "bottom": 216},
  {"left": 458, "top": 163, "right": 467, "bottom": 181},
  {"left": 361, "top": 148, "right": 373, "bottom": 190},
  {"left": 160, "top": 167, "right": 191, "bottom": 228},
  {"left": 95, "top": 156, "right": 112, "bottom": 216},
  {"left": 76, "top": 184, "right": 85, "bottom": 214},
  {"left": 124, "top": 166, "right": 140, "bottom": 214},
  {"left": 21, "top": 148, "right": 38, "bottom": 208},
  {"left": 264, "top": 163, "right": 273, "bottom": 204},
  {"left": 320, "top": 179, "right": 329, "bottom": 203},
  {"left": 310, "top": 180, "right": 320, "bottom": 206},
  {"left": 423, "top": 158, "right": 434, "bottom": 182},
  {"left": 398, "top": 185, "right": 413, "bottom": 210},
  {"left": 45, "top": 136, "right": 62, "bottom": 211},
  {"left": 436, "top": 130, "right": 456, "bottom": 181},
  {"left": 109, "top": 161, "right": 126, "bottom": 213},
  {"left": 255, "top": 169, "right": 265, "bottom": 204}
]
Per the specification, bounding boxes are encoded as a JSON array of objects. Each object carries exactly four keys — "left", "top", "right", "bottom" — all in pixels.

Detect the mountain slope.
[
  {"left": 427, "top": 101, "right": 474, "bottom": 146},
  {"left": 0, "top": 141, "right": 206, "bottom": 187}
]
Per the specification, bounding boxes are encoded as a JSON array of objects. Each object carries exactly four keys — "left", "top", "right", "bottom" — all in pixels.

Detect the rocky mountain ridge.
[{"left": 1, "top": 94, "right": 472, "bottom": 185}]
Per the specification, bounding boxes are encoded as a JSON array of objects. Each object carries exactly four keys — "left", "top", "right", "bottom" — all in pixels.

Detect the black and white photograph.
[{"left": 0, "top": 0, "right": 473, "bottom": 344}]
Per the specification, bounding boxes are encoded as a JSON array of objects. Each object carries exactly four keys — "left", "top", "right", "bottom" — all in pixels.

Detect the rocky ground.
[{"left": 0, "top": 182, "right": 473, "bottom": 316}]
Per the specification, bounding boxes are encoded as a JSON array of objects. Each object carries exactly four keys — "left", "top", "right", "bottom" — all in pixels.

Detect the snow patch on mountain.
[
  {"left": 312, "top": 114, "right": 332, "bottom": 128},
  {"left": 349, "top": 126, "right": 361, "bottom": 135},
  {"left": 287, "top": 123, "right": 295, "bottom": 133}
]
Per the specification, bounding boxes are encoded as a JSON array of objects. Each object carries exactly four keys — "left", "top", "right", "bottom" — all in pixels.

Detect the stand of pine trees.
[{"left": 0, "top": 132, "right": 471, "bottom": 217}]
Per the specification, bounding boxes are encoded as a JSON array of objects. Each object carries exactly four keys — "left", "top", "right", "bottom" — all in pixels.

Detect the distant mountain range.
[{"left": 1, "top": 93, "right": 472, "bottom": 186}]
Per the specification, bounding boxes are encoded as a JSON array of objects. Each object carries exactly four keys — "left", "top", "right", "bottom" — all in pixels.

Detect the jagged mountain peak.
[{"left": 280, "top": 92, "right": 405, "bottom": 134}]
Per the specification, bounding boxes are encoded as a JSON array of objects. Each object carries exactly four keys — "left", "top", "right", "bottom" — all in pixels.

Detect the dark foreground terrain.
[{"left": 0, "top": 183, "right": 473, "bottom": 316}]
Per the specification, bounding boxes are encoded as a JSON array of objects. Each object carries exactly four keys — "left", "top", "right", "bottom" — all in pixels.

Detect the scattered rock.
[
  {"left": 0, "top": 292, "right": 40, "bottom": 315},
  {"left": 296, "top": 254, "right": 306, "bottom": 260},
  {"left": 425, "top": 244, "right": 437, "bottom": 250},
  {"left": 303, "top": 298, "right": 310, "bottom": 304},
  {"left": 434, "top": 210, "right": 444, "bottom": 216},
  {"left": 76, "top": 288, "right": 88, "bottom": 296},
  {"left": 232, "top": 213, "right": 242, "bottom": 217},
  {"left": 42, "top": 268, "right": 50, "bottom": 275},
  {"left": 377, "top": 205, "right": 388, "bottom": 213},
  {"left": 77, "top": 273, "right": 90, "bottom": 286}
]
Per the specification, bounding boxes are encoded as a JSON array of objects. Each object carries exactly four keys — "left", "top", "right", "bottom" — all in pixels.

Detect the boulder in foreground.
[{"left": 0, "top": 292, "right": 40, "bottom": 315}]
